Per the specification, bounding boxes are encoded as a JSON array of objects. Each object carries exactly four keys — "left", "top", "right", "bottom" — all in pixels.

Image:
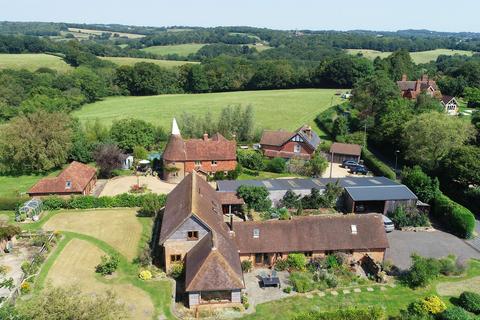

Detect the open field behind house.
[
  {"left": 346, "top": 48, "right": 475, "bottom": 64},
  {"left": 0, "top": 53, "right": 72, "bottom": 72},
  {"left": 67, "top": 27, "right": 145, "bottom": 39},
  {"left": 45, "top": 239, "right": 154, "bottom": 320},
  {"left": 42, "top": 209, "right": 142, "bottom": 260},
  {"left": 74, "top": 88, "right": 343, "bottom": 134},
  {"left": 141, "top": 43, "right": 206, "bottom": 56},
  {"left": 0, "top": 170, "right": 61, "bottom": 197},
  {"left": 100, "top": 56, "right": 198, "bottom": 68}
]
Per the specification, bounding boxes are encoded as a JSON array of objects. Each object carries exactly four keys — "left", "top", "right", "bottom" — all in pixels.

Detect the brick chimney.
[
  {"left": 401, "top": 74, "right": 407, "bottom": 81},
  {"left": 303, "top": 125, "right": 312, "bottom": 139},
  {"left": 203, "top": 133, "right": 209, "bottom": 141}
]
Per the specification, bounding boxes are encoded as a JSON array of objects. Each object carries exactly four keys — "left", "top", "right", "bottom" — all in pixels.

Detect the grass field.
[
  {"left": 346, "top": 48, "right": 475, "bottom": 64},
  {"left": 67, "top": 27, "right": 145, "bottom": 39},
  {"left": 42, "top": 209, "right": 142, "bottom": 260},
  {"left": 74, "top": 89, "right": 343, "bottom": 133},
  {"left": 0, "top": 170, "right": 61, "bottom": 197},
  {"left": 100, "top": 56, "right": 198, "bottom": 68},
  {"left": 141, "top": 43, "right": 206, "bottom": 56},
  {"left": 0, "top": 53, "right": 72, "bottom": 72},
  {"left": 45, "top": 238, "right": 155, "bottom": 319}
]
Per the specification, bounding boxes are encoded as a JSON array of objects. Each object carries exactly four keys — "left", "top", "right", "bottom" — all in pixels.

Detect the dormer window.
[
  {"left": 195, "top": 161, "right": 201, "bottom": 167},
  {"left": 351, "top": 225, "right": 357, "bottom": 235},
  {"left": 253, "top": 228, "right": 260, "bottom": 238},
  {"left": 65, "top": 180, "right": 72, "bottom": 189},
  {"left": 211, "top": 160, "right": 217, "bottom": 166},
  {"left": 187, "top": 231, "right": 199, "bottom": 241}
]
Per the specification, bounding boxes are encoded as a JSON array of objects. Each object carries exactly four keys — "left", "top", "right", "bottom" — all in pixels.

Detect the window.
[
  {"left": 211, "top": 160, "right": 217, "bottom": 166},
  {"left": 351, "top": 225, "right": 357, "bottom": 235},
  {"left": 304, "top": 251, "right": 313, "bottom": 258},
  {"left": 253, "top": 228, "right": 260, "bottom": 238},
  {"left": 170, "top": 254, "right": 181, "bottom": 262},
  {"left": 65, "top": 180, "right": 72, "bottom": 189},
  {"left": 187, "top": 231, "right": 199, "bottom": 240},
  {"left": 195, "top": 161, "right": 201, "bottom": 166},
  {"left": 294, "top": 143, "right": 301, "bottom": 153}
]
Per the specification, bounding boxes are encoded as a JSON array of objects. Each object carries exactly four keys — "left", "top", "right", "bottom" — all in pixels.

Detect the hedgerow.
[
  {"left": 361, "top": 148, "right": 396, "bottom": 180},
  {"left": 432, "top": 193, "right": 475, "bottom": 239}
]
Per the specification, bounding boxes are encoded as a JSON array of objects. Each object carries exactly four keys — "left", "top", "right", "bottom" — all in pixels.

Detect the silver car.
[{"left": 382, "top": 215, "right": 395, "bottom": 233}]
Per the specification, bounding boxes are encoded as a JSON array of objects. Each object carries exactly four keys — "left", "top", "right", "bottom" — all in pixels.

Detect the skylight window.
[
  {"left": 351, "top": 225, "right": 357, "bottom": 234},
  {"left": 369, "top": 179, "right": 382, "bottom": 185},
  {"left": 287, "top": 180, "right": 298, "bottom": 188},
  {"left": 263, "top": 181, "right": 273, "bottom": 188},
  {"left": 344, "top": 179, "right": 356, "bottom": 185}
]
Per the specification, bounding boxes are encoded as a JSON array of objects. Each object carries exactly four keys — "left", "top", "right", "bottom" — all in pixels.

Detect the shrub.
[
  {"left": 283, "top": 286, "right": 292, "bottom": 294},
  {"left": 325, "top": 254, "right": 340, "bottom": 269},
  {"left": 274, "top": 259, "right": 289, "bottom": 271},
  {"left": 438, "top": 255, "right": 463, "bottom": 276},
  {"left": 439, "top": 306, "right": 473, "bottom": 320},
  {"left": 138, "top": 270, "right": 152, "bottom": 281},
  {"left": 0, "top": 224, "right": 21, "bottom": 240},
  {"left": 241, "top": 294, "right": 249, "bottom": 309},
  {"left": 287, "top": 253, "right": 307, "bottom": 270},
  {"left": 266, "top": 157, "right": 286, "bottom": 173},
  {"left": 95, "top": 254, "right": 119, "bottom": 276},
  {"left": 169, "top": 263, "right": 184, "bottom": 279},
  {"left": 421, "top": 295, "right": 447, "bottom": 314},
  {"left": 432, "top": 193, "right": 475, "bottom": 239},
  {"left": 280, "top": 190, "right": 301, "bottom": 209},
  {"left": 459, "top": 291, "right": 480, "bottom": 314},
  {"left": 289, "top": 272, "right": 314, "bottom": 293},
  {"left": 138, "top": 193, "right": 164, "bottom": 217},
  {"left": 361, "top": 148, "right": 396, "bottom": 180},
  {"left": 295, "top": 306, "right": 385, "bottom": 320},
  {"left": 237, "top": 150, "right": 265, "bottom": 171},
  {"left": 402, "top": 165, "right": 439, "bottom": 203},
  {"left": 388, "top": 206, "right": 429, "bottom": 228},
  {"left": 20, "top": 281, "right": 31, "bottom": 294},
  {"left": 404, "top": 254, "right": 441, "bottom": 288},
  {"left": 237, "top": 185, "right": 271, "bottom": 211},
  {"left": 241, "top": 260, "right": 252, "bottom": 273}
]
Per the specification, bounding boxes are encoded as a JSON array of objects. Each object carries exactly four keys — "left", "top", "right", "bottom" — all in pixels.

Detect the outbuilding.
[{"left": 329, "top": 143, "right": 361, "bottom": 164}]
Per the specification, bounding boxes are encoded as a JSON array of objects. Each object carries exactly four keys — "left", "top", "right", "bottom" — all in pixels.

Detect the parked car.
[
  {"left": 382, "top": 215, "right": 395, "bottom": 233},
  {"left": 341, "top": 160, "right": 359, "bottom": 169},
  {"left": 350, "top": 165, "right": 368, "bottom": 175}
]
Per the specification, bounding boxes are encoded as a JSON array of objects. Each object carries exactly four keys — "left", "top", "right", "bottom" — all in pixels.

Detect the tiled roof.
[
  {"left": 28, "top": 162, "right": 96, "bottom": 195},
  {"left": 163, "top": 133, "right": 236, "bottom": 161},
  {"left": 440, "top": 95, "right": 455, "bottom": 104},
  {"left": 330, "top": 142, "right": 362, "bottom": 156},
  {"left": 260, "top": 130, "right": 296, "bottom": 146},
  {"left": 232, "top": 214, "right": 389, "bottom": 253},
  {"left": 217, "top": 192, "right": 245, "bottom": 205}
]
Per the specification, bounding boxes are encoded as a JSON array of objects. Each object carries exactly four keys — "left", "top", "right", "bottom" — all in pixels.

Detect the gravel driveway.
[
  {"left": 385, "top": 230, "right": 480, "bottom": 271},
  {"left": 99, "top": 176, "right": 175, "bottom": 196}
]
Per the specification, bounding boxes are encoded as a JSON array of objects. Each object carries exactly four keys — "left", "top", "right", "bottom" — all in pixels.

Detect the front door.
[{"left": 255, "top": 253, "right": 269, "bottom": 266}]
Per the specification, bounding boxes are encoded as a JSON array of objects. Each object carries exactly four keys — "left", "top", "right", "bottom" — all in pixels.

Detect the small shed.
[
  {"left": 329, "top": 143, "right": 361, "bottom": 164},
  {"left": 16, "top": 198, "right": 43, "bottom": 221},
  {"left": 120, "top": 154, "right": 134, "bottom": 170}
]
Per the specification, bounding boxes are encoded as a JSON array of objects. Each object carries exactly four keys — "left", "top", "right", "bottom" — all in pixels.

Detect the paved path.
[
  {"left": 385, "top": 230, "right": 480, "bottom": 271},
  {"left": 466, "top": 220, "right": 480, "bottom": 252}
]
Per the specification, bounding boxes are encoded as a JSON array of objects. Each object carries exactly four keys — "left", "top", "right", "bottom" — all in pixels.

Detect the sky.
[{"left": 1, "top": 0, "right": 478, "bottom": 33}]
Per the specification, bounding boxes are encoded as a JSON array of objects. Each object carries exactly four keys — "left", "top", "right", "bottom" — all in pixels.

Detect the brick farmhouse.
[
  {"left": 28, "top": 161, "right": 97, "bottom": 197},
  {"left": 260, "top": 125, "right": 320, "bottom": 160},
  {"left": 159, "top": 172, "right": 389, "bottom": 308},
  {"left": 162, "top": 119, "right": 237, "bottom": 183}
]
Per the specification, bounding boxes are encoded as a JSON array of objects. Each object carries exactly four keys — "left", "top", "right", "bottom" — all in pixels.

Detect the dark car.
[
  {"left": 350, "top": 165, "right": 368, "bottom": 175},
  {"left": 341, "top": 160, "right": 359, "bottom": 169}
]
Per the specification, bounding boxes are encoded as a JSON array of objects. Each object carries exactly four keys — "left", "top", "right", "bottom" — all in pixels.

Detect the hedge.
[
  {"left": 42, "top": 193, "right": 167, "bottom": 211},
  {"left": 433, "top": 193, "right": 476, "bottom": 239},
  {"left": 361, "top": 148, "right": 396, "bottom": 180},
  {"left": 459, "top": 291, "right": 480, "bottom": 314},
  {"left": 295, "top": 306, "right": 385, "bottom": 320}
]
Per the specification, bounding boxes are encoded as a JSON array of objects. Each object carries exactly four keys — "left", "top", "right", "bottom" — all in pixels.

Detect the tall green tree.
[
  {"left": 440, "top": 146, "right": 480, "bottom": 188},
  {"left": 110, "top": 118, "right": 156, "bottom": 152}
]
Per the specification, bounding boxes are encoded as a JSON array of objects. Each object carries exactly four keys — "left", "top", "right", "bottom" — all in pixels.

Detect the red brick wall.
[
  {"left": 184, "top": 160, "right": 237, "bottom": 174},
  {"left": 263, "top": 141, "right": 313, "bottom": 157}
]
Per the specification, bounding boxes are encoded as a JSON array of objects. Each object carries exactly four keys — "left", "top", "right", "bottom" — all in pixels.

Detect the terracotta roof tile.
[
  {"left": 330, "top": 143, "right": 362, "bottom": 156},
  {"left": 163, "top": 133, "right": 236, "bottom": 161},
  {"left": 260, "top": 130, "right": 296, "bottom": 146}
]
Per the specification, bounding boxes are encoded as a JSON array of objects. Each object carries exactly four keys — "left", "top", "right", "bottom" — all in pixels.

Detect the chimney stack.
[
  {"left": 401, "top": 74, "right": 407, "bottom": 81},
  {"left": 228, "top": 214, "right": 235, "bottom": 238},
  {"left": 304, "top": 125, "right": 312, "bottom": 138},
  {"left": 203, "top": 133, "right": 209, "bottom": 141}
]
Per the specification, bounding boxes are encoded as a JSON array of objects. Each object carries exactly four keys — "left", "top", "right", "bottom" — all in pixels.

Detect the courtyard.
[{"left": 99, "top": 175, "right": 176, "bottom": 196}]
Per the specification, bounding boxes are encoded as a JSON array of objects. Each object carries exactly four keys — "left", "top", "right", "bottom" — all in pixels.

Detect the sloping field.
[
  {"left": 67, "top": 27, "right": 145, "bottom": 39},
  {"left": 141, "top": 43, "right": 206, "bottom": 56},
  {"left": 100, "top": 56, "right": 198, "bottom": 68},
  {"left": 73, "top": 88, "right": 343, "bottom": 132},
  {"left": 0, "top": 53, "right": 72, "bottom": 72},
  {"left": 42, "top": 209, "right": 142, "bottom": 260},
  {"left": 45, "top": 239, "right": 154, "bottom": 319},
  {"left": 346, "top": 48, "right": 475, "bottom": 64}
]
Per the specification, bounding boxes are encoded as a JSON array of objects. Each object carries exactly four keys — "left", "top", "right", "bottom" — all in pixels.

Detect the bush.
[
  {"left": 388, "top": 206, "right": 429, "bottom": 228},
  {"left": 0, "top": 224, "right": 21, "bottom": 240},
  {"left": 439, "top": 306, "right": 473, "bottom": 320},
  {"left": 459, "top": 291, "right": 480, "bottom": 314},
  {"left": 138, "top": 270, "right": 152, "bottom": 281},
  {"left": 169, "top": 263, "right": 184, "bottom": 279},
  {"left": 274, "top": 259, "right": 289, "bottom": 271},
  {"left": 289, "top": 272, "right": 314, "bottom": 293},
  {"left": 237, "top": 185, "right": 271, "bottom": 211},
  {"left": 241, "top": 260, "right": 252, "bottom": 273},
  {"left": 241, "top": 294, "right": 249, "bottom": 309},
  {"left": 325, "top": 254, "right": 340, "bottom": 269},
  {"left": 361, "top": 148, "right": 396, "bottom": 180},
  {"left": 295, "top": 306, "right": 385, "bottom": 320},
  {"left": 432, "top": 193, "right": 475, "bottom": 239},
  {"left": 95, "top": 254, "right": 119, "bottom": 276},
  {"left": 283, "top": 286, "right": 292, "bottom": 294},
  {"left": 421, "top": 295, "right": 447, "bottom": 314},
  {"left": 287, "top": 253, "right": 307, "bottom": 270},
  {"left": 404, "top": 254, "right": 441, "bottom": 288},
  {"left": 237, "top": 150, "right": 265, "bottom": 171},
  {"left": 20, "top": 281, "right": 31, "bottom": 294},
  {"left": 266, "top": 157, "right": 286, "bottom": 173},
  {"left": 402, "top": 165, "right": 439, "bottom": 203}
]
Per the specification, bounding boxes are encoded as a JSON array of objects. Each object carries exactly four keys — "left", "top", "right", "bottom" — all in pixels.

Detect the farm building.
[
  {"left": 162, "top": 118, "right": 237, "bottom": 183},
  {"left": 329, "top": 142, "right": 361, "bottom": 164},
  {"left": 27, "top": 161, "right": 97, "bottom": 198},
  {"left": 260, "top": 125, "right": 320, "bottom": 160},
  {"left": 217, "top": 176, "right": 418, "bottom": 214}
]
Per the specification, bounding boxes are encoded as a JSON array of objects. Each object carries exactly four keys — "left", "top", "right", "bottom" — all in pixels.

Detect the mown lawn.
[
  {"left": 241, "top": 260, "right": 480, "bottom": 320},
  {"left": 100, "top": 56, "right": 198, "bottom": 68},
  {"left": 74, "top": 88, "right": 343, "bottom": 134},
  {"left": 346, "top": 48, "right": 475, "bottom": 64},
  {"left": 141, "top": 43, "right": 206, "bottom": 56},
  {"left": 0, "top": 53, "right": 72, "bottom": 72},
  {"left": 0, "top": 169, "right": 61, "bottom": 197}
]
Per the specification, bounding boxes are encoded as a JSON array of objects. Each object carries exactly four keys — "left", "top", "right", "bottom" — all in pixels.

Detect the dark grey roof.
[
  {"left": 217, "top": 176, "right": 399, "bottom": 193},
  {"left": 298, "top": 129, "right": 321, "bottom": 150},
  {"left": 345, "top": 185, "right": 417, "bottom": 201}
]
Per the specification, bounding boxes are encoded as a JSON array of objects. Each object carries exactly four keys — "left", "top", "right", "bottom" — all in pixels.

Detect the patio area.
[{"left": 243, "top": 268, "right": 291, "bottom": 306}]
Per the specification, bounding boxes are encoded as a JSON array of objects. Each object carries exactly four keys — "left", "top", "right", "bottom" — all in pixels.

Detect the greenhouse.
[{"left": 16, "top": 198, "right": 43, "bottom": 222}]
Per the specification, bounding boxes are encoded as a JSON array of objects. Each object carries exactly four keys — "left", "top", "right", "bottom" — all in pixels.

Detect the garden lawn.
[
  {"left": 74, "top": 88, "right": 343, "bottom": 134},
  {"left": 0, "top": 53, "right": 72, "bottom": 72},
  {"left": 100, "top": 56, "right": 198, "bottom": 68},
  {"left": 238, "top": 170, "right": 304, "bottom": 180},
  {"left": 42, "top": 208, "right": 142, "bottom": 261},
  {"left": 346, "top": 48, "right": 475, "bottom": 64},
  {"left": 0, "top": 169, "right": 61, "bottom": 197},
  {"left": 45, "top": 238, "right": 155, "bottom": 320},
  {"left": 141, "top": 43, "right": 206, "bottom": 56},
  {"left": 241, "top": 259, "right": 480, "bottom": 320}
]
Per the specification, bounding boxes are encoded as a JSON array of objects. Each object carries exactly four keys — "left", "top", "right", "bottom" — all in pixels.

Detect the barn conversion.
[{"left": 217, "top": 176, "right": 418, "bottom": 214}]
